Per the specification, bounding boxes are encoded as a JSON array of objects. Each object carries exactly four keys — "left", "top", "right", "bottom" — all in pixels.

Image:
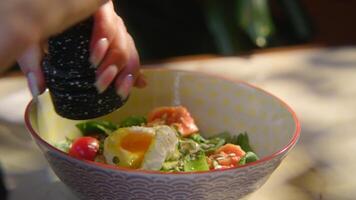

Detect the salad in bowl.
[
  {"left": 25, "top": 69, "right": 300, "bottom": 200},
  {"left": 57, "top": 106, "right": 259, "bottom": 172}
]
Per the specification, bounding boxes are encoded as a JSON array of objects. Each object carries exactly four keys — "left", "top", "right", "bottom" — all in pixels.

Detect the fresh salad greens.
[
  {"left": 118, "top": 116, "right": 147, "bottom": 128},
  {"left": 76, "top": 121, "right": 117, "bottom": 135},
  {"left": 58, "top": 106, "right": 259, "bottom": 172},
  {"left": 235, "top": 132, "right": 254, "bottom": 153}
]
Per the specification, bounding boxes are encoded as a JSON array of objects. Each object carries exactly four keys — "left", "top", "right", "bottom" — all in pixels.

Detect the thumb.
[{"left": 17, "top": 44, "right": 46, "bottom": 97}]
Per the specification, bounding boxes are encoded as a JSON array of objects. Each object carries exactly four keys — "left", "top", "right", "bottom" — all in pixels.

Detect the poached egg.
[{"left": 103, "top": 125, "right": 178, "bottom": 170}]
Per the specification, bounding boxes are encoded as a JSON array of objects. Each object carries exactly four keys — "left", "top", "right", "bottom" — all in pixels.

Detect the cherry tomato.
[
  {"left": 147, "top": 106, "right": 198, "bottom": 137},
  {"left": 68, "top": 136, "right": 99, "bottom": 161}
]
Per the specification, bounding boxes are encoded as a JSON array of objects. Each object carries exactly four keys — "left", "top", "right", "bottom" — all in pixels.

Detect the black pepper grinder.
[{"left": 43, "top": 18, "right": 127, "bottom": 120}]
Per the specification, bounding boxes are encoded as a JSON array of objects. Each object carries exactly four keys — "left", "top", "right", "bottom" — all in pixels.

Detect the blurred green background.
[
  {"left": 118, "top": 0, "right": 313, "bottom": 61},
  {"left": 5, "top": 0, "right": 356, "bottom": 71}
]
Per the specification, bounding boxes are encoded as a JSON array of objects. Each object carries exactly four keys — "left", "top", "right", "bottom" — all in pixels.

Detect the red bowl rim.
[{"left": 24, "top": 68, "right": 301, "bottom": 175}]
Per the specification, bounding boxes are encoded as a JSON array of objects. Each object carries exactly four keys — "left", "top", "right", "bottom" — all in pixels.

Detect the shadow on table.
[
  {"left": 263, "top": 48, "right": 356, "bottom": 98},
  {"left": 307, "top": 47, "right": 356, "bottom": 68},
  {"left": 0, "top": 120, "right": 65, "bottom": 200}
]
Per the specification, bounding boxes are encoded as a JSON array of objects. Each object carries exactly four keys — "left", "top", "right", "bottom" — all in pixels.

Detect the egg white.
[{"left": 141, "top": 125, "right": 178, "bottom": 170}]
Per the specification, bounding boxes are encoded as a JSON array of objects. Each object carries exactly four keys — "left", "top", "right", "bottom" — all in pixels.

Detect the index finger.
[{"left": 41, "top": 0, "right": 111, "bottom": 38}]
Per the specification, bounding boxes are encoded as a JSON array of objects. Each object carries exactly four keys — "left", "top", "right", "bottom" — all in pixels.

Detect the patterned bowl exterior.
[
  {"left": 38, "top": 144, "right": 283, "bottom": 200},
  {"left": 25, "top": 69, "right": 300, "bottom": 200}
]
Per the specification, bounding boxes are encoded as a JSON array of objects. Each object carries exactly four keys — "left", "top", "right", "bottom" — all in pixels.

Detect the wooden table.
[{"left": 1, "top": 46, "right": 356, "bottom": 200}]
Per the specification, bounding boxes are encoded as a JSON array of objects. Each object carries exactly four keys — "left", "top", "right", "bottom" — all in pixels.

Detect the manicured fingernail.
[
  {"left": 90, "top": 38, "right": 109, "bottom": 68},
  {"left": 95, "top": 65, "right": 118, "bottom": 93},
  {"left": 27, "top": 72, "right": 40, "bottom": 97},
  {"left": 135, "top": 75, "right": 147, "bottom": 88},
  {"left": 117, "top": 74, "right": 134, "bottom": 100}
]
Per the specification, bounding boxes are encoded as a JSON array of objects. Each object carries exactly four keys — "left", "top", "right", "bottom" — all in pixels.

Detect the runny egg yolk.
[{"left": 119, "top": 132, "right": 153, "bottom": 168}]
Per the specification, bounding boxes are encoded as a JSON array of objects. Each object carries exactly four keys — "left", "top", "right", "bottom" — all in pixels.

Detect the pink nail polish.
[
  {"left": 89, "top": 38, "right": 109, "bottom": 68},
  {"left": 27, "top": 72, "right": 40, "bottom": 97},
  {"left": 117, "top": 74, "right": 134, "bottom": 100},
  {"left": 94, "top": 65, "right": 118, "bottom": 93}
]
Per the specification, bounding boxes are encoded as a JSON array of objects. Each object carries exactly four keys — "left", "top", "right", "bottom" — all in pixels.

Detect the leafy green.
[
  {"left": 201, "top": 137, "right": 226, "bottom": 154},
  {"left": 214, "top": 131, "right": 254, "bottom": 152},
  {"left": 189, "top": 134, "right": 209, "bottom": 144},
  {"left": 234, "top": 132, "right": 254, "bottom": 152},
  {"left": 189, "top": 133, "right": 226, "bottom": 154},
  {"left": 76, "top": 121, "right": 118, "bottom": 135},
  {"left": 183, "top": 151, "right": 209, "bottom": 172},
  {"left": 76, "top": 121, "right": 115, "bottom": 155},
  {"left": 238, "top": 151, "right": 259, "bottom": 165},
  {"left": 119, "top": 116, "right": 147, "bottom": 128}
]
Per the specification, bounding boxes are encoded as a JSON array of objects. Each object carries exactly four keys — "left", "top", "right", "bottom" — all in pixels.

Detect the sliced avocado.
[{"left": 184, "top": 151, "right": 209, "bottom": 172}]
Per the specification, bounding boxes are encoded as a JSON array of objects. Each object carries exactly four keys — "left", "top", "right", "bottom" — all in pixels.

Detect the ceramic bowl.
[{"left": 25, "top": 69, "right": 300, "bottom": 200}]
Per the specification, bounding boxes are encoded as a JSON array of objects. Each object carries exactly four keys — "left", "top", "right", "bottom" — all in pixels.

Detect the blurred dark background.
[
  {"left": 5, "top": 0, "right": 356, "bottom": 71},
  {"left": 117, "top": 0, "right": 356, "bottom": 61}
]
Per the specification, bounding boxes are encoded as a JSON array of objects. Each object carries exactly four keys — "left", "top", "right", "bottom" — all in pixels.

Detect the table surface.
[{"left": 1, "top": 46, "right": 356, "bottom": 200}]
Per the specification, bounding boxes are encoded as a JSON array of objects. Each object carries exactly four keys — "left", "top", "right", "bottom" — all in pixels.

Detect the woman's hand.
[
  {"left": 0, "top": 0, "right": 108, "bottom": 68},
  {"left": 17, "top": 1, "right": 146, "bottom": 99},
  {"left": 90, "top": 2, "right": 146, "bottom": 99}
]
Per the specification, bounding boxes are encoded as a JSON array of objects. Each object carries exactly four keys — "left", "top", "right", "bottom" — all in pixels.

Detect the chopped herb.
[{"left": 112, "top": 156, "right": 120, "bottom": 165}]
